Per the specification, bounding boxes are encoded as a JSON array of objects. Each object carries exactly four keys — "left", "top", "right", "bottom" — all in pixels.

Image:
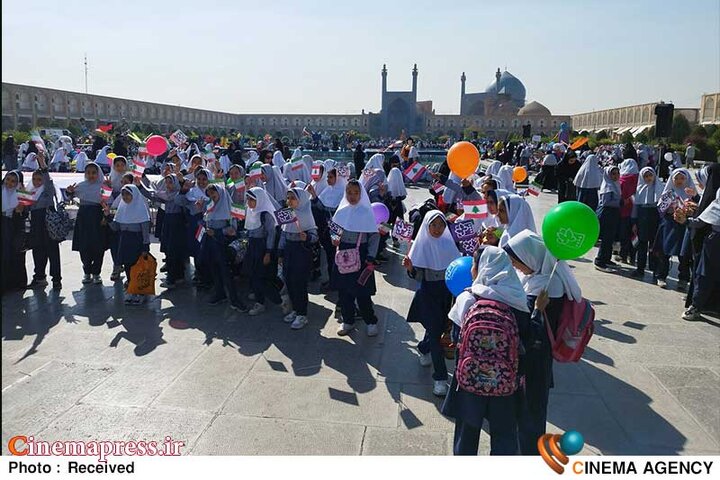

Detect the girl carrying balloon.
[{"left": 403, "top": 211, "right": 461, "bottom": 397}]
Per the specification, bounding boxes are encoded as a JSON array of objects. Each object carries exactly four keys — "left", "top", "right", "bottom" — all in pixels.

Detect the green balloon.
[{"left": 541, "top": 201, "right": 600, "bottom": 260}]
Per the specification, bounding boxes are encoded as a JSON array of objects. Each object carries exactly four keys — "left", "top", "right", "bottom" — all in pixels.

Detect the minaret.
[
  {"left": 460, "top": 72, "right": 466, "bottom": 114},
  {"left": 412, "top": 64, "right": 418, "bottom": 101},
  {"left": 381, "top": 64, "right": 387, "bottom": 95},
  {"left": 495, "top": 67, "right": 502, "bottom": 93}
]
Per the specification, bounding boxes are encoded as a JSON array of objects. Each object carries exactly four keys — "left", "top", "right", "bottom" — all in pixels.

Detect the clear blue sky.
[{"left": 2, "top": 0, "right": 718, "bottom": 115}]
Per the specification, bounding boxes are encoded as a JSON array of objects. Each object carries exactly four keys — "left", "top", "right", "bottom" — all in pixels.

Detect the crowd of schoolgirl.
[{"left": 3, "top": 139, "right": 718, "bottom": 455}]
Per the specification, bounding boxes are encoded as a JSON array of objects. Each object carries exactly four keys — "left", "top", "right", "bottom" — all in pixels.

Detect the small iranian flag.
[
  {"left": 527, "top": 181, "right": 542, "bottom": 197},
  {"left": 311, "top": 165, "right": 322, "bottom": 180},
  {"left": 226, "top": 178, "right": 245, "bottom": 190},
  {"left": 432, "top": 182, "right": 445, "bottom": 194},
  {"left": 205, "top": 199, "right": 215, "bottom": 213},
  {"left": 132, "top": 159, "right": 146, "bottom": 177},
  {"left": 16, "top": 189, "right": 37, "bottom": 206},
  {"left": 101, "top": 184, "right": 113, "bottom": 202},
  {"left": 248, "top": 162, "right": 263, "bottom": 179},
  {"left": 231, "top": 203, "right": 246, "bottom": 220},
  {"left": 195, "top": 225, "right": 206, "bottom": 243},
  {"left": 463, "top": 199, "right": 488, "bottom": 219},
  {"left": 291, "top": 157, "right": 304, "bottom": 171},
  {"left": 403, "top": 161, "right": 426, "bottom": 182}
]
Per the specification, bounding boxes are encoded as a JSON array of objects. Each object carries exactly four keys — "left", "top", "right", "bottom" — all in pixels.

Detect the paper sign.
[
  {"left": 449, "top": 220, "right": 477, "bottom": 241},
  {"left": 392, "top": 219, "right": 414, "bottom": 242},
  {"left": 336, "top": 165, "right": 350, "bottom": 179},
  {"left": 274, "top": 207, "right": 298, "bottom": 225},
  {"left": 458, "top": 237, "right": 480, "bottom": 256},
  {"left": 532, "top": 134, "right": 542, "bottom": 143},
  {"left": 170, "top": 130, "right": 188, "bottom": 146},
  {"left": 328, "top": 220, "right": 344, "bottom": 238}
]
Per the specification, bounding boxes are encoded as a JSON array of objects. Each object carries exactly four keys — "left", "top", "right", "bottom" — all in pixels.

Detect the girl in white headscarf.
[
  {"left": 311, "top": 161, "right": 328, "bottom": 197},
  {"left": 271, "top": 150, "right": 285, "bottom": 169},
  {"left": 279, "top": 187, "right": 319, "bottom": 329},
  {"left": 496, "top": 194, "right": 536, "bottom": 247},
  {"left": 95, "top": 145, "right": 111, "bottom": 170},
  {"left": 503, "top": 229, "right": 581, "bottom": 455},
  {"left": 485, "top": 160, "right": 502, "bottom": 178},
  {"left": 310, "top": 167, "right": 347, "bottom": 285},
  {"left": 74, "top": 151, "right": 89, "bottom": 172},
  {"left": 245, "top": 187, "right": 282, "bottom": 315},
  {"left": 2, "top": 170, "right": 28, "bottom": 292},
  {"left": 200, "top": 184, "right": 246, "bottom": 313},
  {"left": 385, "top": 167, "right": 407, "bottom": 246},
  {"left": 261, "top": 164, "right": 289, "bottom": 206},
  {"left": 573, "top": 154, "right": 603, "bottom": 212},
  {"left": 183, "top": 168, "right": 212, "bottom": 288},
  {"left": 442, "top": 245, "right": 530, "bottom": 455},
  {"left": 332, "top": 179, "right": 381, "bottom": 337},
  {"left": 283, "top": 157, "right": 311, "bottom": 184},
  {"left": 630, "top": 167, "right": 663, "bottom": 278},
  {"left": 654, "top": 168, "right": 698, "bottom": 288},
  {"left": 22, "top": 152, "right": 38, "bottom": 172},
  {"left": 403, "top": 211, "right": 460, "bottom": 395},
  {"left": 105, "top": 185, "right": 151, "bottom": 305},
  {"left": 495, "top": 165, "right": 516, "bottom": 193},
  {"left": 49, "top": 147, "right": 69, "bottom": 172}
]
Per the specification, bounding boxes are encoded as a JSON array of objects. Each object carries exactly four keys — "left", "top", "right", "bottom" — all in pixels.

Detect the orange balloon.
[
  {"left": 512, "top": 166, "right": 527, "bottom": 183},
  {"left": 447, "top": 141, "right": 479, "bottom": 179}
]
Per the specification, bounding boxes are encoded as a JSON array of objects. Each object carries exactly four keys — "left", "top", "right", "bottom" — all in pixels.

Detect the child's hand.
[
  {"left": 299, "top": 231, "right": 307, "bottom": 241},
  {"left": 226, "top": 227, "right": 236, "bottom": 236},
  {"left": 306, "top": 184, "right": 316, "bottom": 198},
  {"left": 263, "top": 253, "right": 271, "bottom": 266},
  {"left": 673, "top": 209, "right": 687, "bottom": 224},
  {"left": 14, "top": 204, "right": 24, "bottom": 213},
  {"left": 684, "top": 187, "right": 697, "bottom": 198},
  {"left": 332, "top": 238, "right": 340, "bottom": 247},
  {"left": 66, "top": 183, "right": 76, "bottom": 194},
  {"left": 402, "top": 255, "right": 413, "bottom": 272},
  {"left": 206, "top": 228, "right": 215, "bottom": 237},
  {"left": 535, "top": 290, "right": 550, "bottom": 312}
]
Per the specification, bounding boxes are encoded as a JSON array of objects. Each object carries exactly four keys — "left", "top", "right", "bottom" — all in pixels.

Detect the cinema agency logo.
[{"left": 538, "top": 430, "right": 714, "bottom": 476}]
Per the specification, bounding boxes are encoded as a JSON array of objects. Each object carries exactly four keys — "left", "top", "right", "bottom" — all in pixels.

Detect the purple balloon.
[{"left": 371, "top": 202, "right": 390, "bottom": 224}]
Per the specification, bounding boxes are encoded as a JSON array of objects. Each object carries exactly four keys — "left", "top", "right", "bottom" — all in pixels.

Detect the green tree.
[
  {"left": 620, "top": 131, "right": 634, "bottom": 144},
  {"left": 636, "top": 131, "right": 649, "bottom": 143},
  {"left": 670, "top": 115, "right": 691, "bottom": 143}
]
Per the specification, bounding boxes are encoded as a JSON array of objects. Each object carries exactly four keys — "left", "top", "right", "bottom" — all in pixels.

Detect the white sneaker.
[
  {"left": 283, "top": 311, "right": 297, "bottom": 323},
  {"left": 657, "top": 279, "right": 668, "bottom": 289},
  {"left": 280, "top": 294, "right": 292, "bottom": 315},
  {"left": 248, "top": 302, "right": 266, "bottom": 316},
  {"left": 337, "top": 323, "right": 354, "bottom": 336},
  {"left": 248, "top": 292, "right": 256, "bottom": 301},
  {"left": 366, "top": 324, "right": 379, "bottom": 337},
  {"left": 82, "top": 274, "right": 92, "bottom": 284},
  {"left": 92, "top": 275, "right": 103, "bottom": 284},
  {"left": 419, "top": 352, "right": 432, "bottom": 367},
  {"left": 291, "top": 315, "right": 308, "bottom": 330},
  {"left": 432, "top": 380, "right": 449, "bottom": 397}
]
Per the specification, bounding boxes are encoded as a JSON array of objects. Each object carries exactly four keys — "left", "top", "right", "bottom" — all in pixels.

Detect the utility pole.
[{"left": 84, "top": 54, "right": 88, "bottom": 93}]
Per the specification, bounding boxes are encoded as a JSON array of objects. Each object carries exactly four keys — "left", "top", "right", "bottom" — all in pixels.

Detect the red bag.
[{"left": 545, "top": 297, "right": 595, "bottom": 362}]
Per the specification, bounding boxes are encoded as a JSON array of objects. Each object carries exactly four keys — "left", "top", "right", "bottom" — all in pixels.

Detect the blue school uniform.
[
  {"left": 279, "top": 230, "right": 318, "bottom": 316},
  {"left": 70, "top": 180, "right": 108, "bottom": 275},
  {"left": 245, "top": 212, "right": 282, "bottom": 305},
  {"left": 406, "top": 267, "right": 453, "bottom": 381},
  {"left": 202, "top": 219, "right": 242, "bottom": 305},
  {"left": 595, "top": 189, "right": 621, "bottom": 266},
  {"left": 29, "top": 169, "right": 61, "bottom": 283},
  {"left": 333, "top": 230, "right": 379, "bottom": 326}
]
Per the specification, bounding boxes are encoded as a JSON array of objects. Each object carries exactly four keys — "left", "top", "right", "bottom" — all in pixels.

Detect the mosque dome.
[
  {"left": 518, "top": 101, "right": 551, "bottom": 116},
  {"left": 485, "top": 70, "right": 526, "bottom": 103}
]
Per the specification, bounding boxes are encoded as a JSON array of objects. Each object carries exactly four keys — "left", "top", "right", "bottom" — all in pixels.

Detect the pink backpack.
[
  {"left": 456, "top": 298, "right": 519, "bottom": 397},
  {"left": 546, "top": 297, "right": 595, "bottom": 362}
]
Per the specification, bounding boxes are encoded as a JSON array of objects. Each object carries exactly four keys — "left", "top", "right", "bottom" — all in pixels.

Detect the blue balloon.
[{"left": 445, "top": 256, "right": 474, "bottom": 297}]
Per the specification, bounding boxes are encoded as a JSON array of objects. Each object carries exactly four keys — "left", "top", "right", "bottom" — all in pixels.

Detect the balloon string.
[{"left": 545, "top": 260, "right": 559, "bottom": 292}]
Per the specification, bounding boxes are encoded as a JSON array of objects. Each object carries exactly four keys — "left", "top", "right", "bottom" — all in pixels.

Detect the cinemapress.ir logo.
[{"left": 538, "top": 430, "right": 584, "bottom": 474}]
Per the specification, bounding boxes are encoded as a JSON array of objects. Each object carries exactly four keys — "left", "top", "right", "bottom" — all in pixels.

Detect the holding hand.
[
  {"left": 299, "top": 231, "right": 307, "bottom": 241},
  {"left": 402, "top": 255, "right": 413, "bottom": 272},
  {"left": 263, "top": 253, "right": 271, "bottom": 266},
  {"left": 66, "top": 183, "right": 76, "bottom": 194}
]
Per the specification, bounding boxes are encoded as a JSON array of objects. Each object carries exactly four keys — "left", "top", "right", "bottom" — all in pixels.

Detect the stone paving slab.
[{"left": 2, "top": 184, "right": 719, "bottom": 455}]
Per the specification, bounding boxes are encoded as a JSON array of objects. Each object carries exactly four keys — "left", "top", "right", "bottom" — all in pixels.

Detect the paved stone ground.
[{"left": 2, "top": 184, "right": 719, "bottom": 456}]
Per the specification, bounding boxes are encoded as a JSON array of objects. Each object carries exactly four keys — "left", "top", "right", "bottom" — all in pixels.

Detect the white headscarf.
[
  {"left": 505, "top": 229, "right": 582, "bottom": 302},
  {"left": 302, "top": 154, "right": 313, "bottom": 173},
  {"left": 262, "top": 164, "right": 289, "bottom": 204},
  {"left": 599, "top": 166, "right": 621, "bottom": 196},
  {"left": 23, "top": 153, "right": 38, "bottom": 171},
  {"left": 245, "top": 187, "right": 277, "bottom": 230},
  {"left": 542, "top": 153, "right": 558, "bottom": 167},
  {"left": 50, "top": 148, "right": 67, "bottom": 166},
  {"left": 698, "top": 188, "right": 720, "bottom": 226},
  {"left": 245, "top": 150, "right": 259, "bottom": 169},
  {"left": 311, "top": 161, "right": 329, "bottom": 196},
  {"left": 95, "top": 146, "right": 110, "bottom": 166},
  {"left": 283, "top": 159, "right": 311, "bottom": 184},
  {"left": 291, "top": 147, "right": 302, "bottom": 161},
  {"left": 2, "top": 171, "right": 20, "bottom": 214},
  {"left": 662, "top": 168, "right": 695, "bottom": 201},
  {"left": 485, "top": 160, "right": 502, "bottom": 177},
  {"left": 366, "top": 153, "right": 384, "bottom": 171},
  {"left": 499, "top": 194, "right": 536, "bottom": 247},
  {"left": 619, "top": 158, "right": 639, "bottom": 176},
  {"left": 271, "top": 150, "right": 285, "bottom": 169},
  {"left": 323, "top": 159, "right": 336, "bottom": 172},
  {"left": 407, "top": 211, "right": 460, "bottom": 270},
  {"left": 206, "top": 184, "right": 232, "bottom": 221},
  {"left": 75, "top": 151, "right": 88, "bottom": 172},
  {"left": 387, "top": 167, "right": 407, "bottom": 198},
  {"left": 448, "top": 246, "right": 530, "bottom": 327},
  {"left": 634, "top": 167, "right": 664, "bottom": 205},
  {"left": 318, "top": 168, "right": 347, "bottom": 210},
  {"left": 185, "top": 168, "right": 211, "bottom": 203},
  {"left": 332, "top": 181, "right": 378, "bottom": 233},
  {"left": 694, "top": 165, "right": 709, "bottom": 190},
  {"left": 284, "top": 187, "right": 317, "bottom": 233},
  {"left": 573, "top": 154, "right": 603, "bottom": 189},
  {"left": 219, "top": 153, "right": 231, "bottom": 173},
  {"left": 495, "top": 165, "right": 516, "bottom": 193},
  {"left": 114, "top": 185, "right": 151, "bottom": 224}
]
